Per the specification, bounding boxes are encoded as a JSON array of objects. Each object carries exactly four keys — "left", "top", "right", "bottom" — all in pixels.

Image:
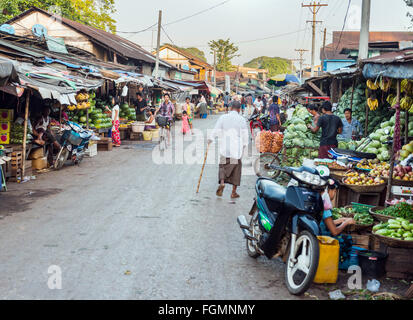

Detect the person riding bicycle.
[{"left": 158, "top": 93, "right": 175, "bottom": 145}]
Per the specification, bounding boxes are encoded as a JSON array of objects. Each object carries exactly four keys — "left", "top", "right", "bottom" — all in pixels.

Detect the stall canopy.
[
  {"left": 267, "top": 74, "right": 300, "bottom": 87},
  {"left": 0, "top": 57, "right": 18, "bottom": 86},
  {"left": 362, "top": 49, "right": 413, "bottom": 80},
  {"left": 206, "top": 84, "right": 223, "bottom": 97}
]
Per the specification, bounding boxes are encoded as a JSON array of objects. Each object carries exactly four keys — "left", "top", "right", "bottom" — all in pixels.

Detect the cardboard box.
[{"left": 31, "top": 157, "right": 47, "bottom": 170}]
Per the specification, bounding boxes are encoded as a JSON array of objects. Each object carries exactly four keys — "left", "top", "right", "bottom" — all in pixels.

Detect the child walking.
[{"left": 181, "top": 111, "right": 190, "bottom": 135}]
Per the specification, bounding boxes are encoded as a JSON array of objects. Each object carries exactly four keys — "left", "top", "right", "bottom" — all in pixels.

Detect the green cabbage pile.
[{"left": 282, "top": 105, "right": 320, "bottom": 167}]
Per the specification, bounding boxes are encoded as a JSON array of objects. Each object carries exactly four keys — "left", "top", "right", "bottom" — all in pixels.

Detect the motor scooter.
[
  {"left": 249, "top": 113, "right": 270, "bottom": 139},
  {"left": 54, "top": 121, "right": 96, "bottom": 170},
  {"left": 237, "top": 165, "right": 332, "bottom": 295}
]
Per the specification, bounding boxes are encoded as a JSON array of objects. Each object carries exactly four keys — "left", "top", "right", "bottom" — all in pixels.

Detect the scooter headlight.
[{"left": 292, "top": 171, "right": 327, "bottom": 187}]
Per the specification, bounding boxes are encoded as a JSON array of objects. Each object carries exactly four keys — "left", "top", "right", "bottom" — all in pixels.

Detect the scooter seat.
[{"left": 258, "top": 179, "right": 286, "bottom": 203}]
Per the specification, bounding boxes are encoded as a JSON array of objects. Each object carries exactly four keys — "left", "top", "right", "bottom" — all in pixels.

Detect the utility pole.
[
  {"left": 295, "top": 49, "right": 309, "bottom": 84},
  {"left": 358, "top": 0, "right": 371, "bottom": 61},
  {"left": 213, "top": 49, "right": 217, "bottom": 87},
  {"left": 322, "top": 28, "right": 327, "bottom": 73},
  {"left": 302, "top": 1, "right": 328, "bottom": 77},
  {"left": 154, "top": 10, "right": 162, "bottom": 80}
]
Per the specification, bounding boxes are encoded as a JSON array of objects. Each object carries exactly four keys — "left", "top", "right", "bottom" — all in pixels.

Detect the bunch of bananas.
[
  {"left": 368, "top": 98, "right": 379, "bottom": 111},
  {"left": 379, "top": 78, "right": 391, "bottom": 92},
  {"left": 67, "top": 105, "right": 77, "bottom": 111},
  {"left": 401, "top": 79, "right": 413, "bottom": 95},
  {"left": 400, "top": 96, "right": 413, "bottom": 111},
  {"left": 75, "top": 92, "right": 90, "bottom": 102},
  {"left": 367, "top": 80, "right": 379, "bottom": 90},
  {"left": 386, "top": 94, "right": 397, "bottom": 107}
]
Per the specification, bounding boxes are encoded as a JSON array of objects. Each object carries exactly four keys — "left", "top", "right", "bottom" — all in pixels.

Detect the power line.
[
  {"left": 164, "top": 0, "right": 231, "bottom": 26},
  {"left": 161, "top": 25, "right": 177, "bottom": 47},
  {"left": 335, "top": 0, "right": 352, "bottom": 53},
  {"left": 235, "top": 29, "right": 307, "bottom": 44},
  {"left": 117, "top": 22, "right": 158, "bottom": 34}
]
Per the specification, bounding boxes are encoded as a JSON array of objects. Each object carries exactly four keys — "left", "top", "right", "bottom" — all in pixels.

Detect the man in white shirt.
[
  {"left": 253, "top": 96, "right": 263, "bottom": 113},
  {"left": 208, "top": 100, "right": 249, "bottom": 199}
]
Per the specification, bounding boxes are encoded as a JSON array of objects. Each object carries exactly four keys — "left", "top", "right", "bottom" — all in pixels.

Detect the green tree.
[
  {"left": 0, "top": 0, "right": 117, "bottom": 33},
  {"left": 208, "top": 38, "right": 240, "bottom": 71},
  {"left": 244, "top": 56, "right": 293, "bottom": 77}
]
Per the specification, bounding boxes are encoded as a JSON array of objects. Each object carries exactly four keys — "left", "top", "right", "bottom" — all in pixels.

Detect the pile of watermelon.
[{"left": 120, "top": 103, "right": 136, "bottom": 121}]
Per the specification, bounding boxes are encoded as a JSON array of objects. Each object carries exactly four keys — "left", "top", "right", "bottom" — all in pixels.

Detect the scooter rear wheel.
[
  {"left": 285, "top": 231, "right": 319, "bottom": 295},
  {"left": 246, "top": 210, "right": 261, "bottom": 259},
  {"left": 54, "top": 148, "right": 69, "bottom": 170}
]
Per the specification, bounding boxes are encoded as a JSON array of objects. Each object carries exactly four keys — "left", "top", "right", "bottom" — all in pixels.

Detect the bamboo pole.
[
  {"left": 21, "top": 90, "right": 30, "bottom": 180},
  {"left": 350, "top": 78, "right": 356, "bottom": 111},
  {"left": 386, "top": 79, "right": 401, "bottom": 202},
  {"left": 196, "top": 145, "right": 210, "bottom": 194}
]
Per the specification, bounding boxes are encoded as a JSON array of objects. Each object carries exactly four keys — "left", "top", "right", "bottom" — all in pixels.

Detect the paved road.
[{"left": 0, "top": 115, "right": 306, "bottom": 300}]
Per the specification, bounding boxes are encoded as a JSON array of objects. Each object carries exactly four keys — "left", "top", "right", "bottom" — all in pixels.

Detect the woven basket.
[
  {"left": 369, "top": 206, "right": 413, "bottom": 223},
  {"left": 391, "top": 179, "right": 413, "bottom": 188},
  {"left": 341, "top": 178, "right": 386, "bottom": 193},
  {"left": 345, "top": 223, "right": 374, "bottom": 233},
  {"left": 372, "top": 232, "right": 413, "bottom": 249}
]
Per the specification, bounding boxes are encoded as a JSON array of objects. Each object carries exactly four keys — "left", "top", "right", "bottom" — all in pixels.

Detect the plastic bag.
[
  {"left": 329, "top": 290, "right": 345, "bottom": 300},
  {"left": 367, "top": 279, "right": 380, "bottom": 293}
]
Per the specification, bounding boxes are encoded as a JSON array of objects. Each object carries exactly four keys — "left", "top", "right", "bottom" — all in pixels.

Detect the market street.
[{"left": 0, "top": 115, "right": 303, "bottom": 300}]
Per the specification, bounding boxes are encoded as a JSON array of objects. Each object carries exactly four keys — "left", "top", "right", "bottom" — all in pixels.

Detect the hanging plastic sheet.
[{"left": 363, "top": 63, "right": 413, "bottom": 80}]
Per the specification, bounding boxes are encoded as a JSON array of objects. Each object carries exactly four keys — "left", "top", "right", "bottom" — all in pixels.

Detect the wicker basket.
[
  {"left": 345, "top": 223, "right": 374, "bottom": 233},
  {"left": 372, "top": 232, "right": 413, "bottom": 249},
  {"left": 391, "top": 179, "right": 413, "bottom": 188},
  {"left": 369, "top": 206, "right": 413, "bottom": 223},
  {"left": 341, "top": 178, "right": 386, "bottom": 193}
]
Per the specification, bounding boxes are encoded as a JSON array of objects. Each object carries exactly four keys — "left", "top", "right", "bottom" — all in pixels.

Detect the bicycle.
[{"left": 156, "top": 115, "right": 170, "bottom": 152}]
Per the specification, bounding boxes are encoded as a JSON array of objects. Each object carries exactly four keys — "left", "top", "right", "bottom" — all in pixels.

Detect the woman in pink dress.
[{"left": 181, "top": 111, "right": 190, "bottom": 135}]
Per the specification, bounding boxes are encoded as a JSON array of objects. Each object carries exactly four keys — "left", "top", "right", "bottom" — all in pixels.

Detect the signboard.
[
  {"left": 174, "top": 72, "right": 182, "bottom": 80},
  {"left": 225, "top": 75, "right": 231, "bottom": 93},
  {"left": 46, "top": 37, "right": 68, "bottom": 54}
]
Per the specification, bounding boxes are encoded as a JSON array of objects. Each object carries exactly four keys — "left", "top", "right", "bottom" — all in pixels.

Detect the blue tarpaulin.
[{"left": 363, "top": 63, "right": 413, "bottom": 80}]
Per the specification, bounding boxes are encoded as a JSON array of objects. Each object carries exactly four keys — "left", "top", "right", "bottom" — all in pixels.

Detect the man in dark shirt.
[
  {"left": 135, "top": 92, "right": 148, "bottom": 121},
  {"left": 308, "top": 101, "right": 343, "bottom": 159}
]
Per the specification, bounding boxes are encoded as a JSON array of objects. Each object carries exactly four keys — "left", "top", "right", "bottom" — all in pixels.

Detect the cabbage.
[
  {"left": 369, "top": 133, "right": 381, "bottom": 141},
  {"left": 295, "top": 124, "right": 307, "bottom": 132},
  {"left": 292, "top": 118, "right": 306, "bottom": 125},
  {"left": 380, "top": 135, "right": 388, "bottom": 143},
  {"left": 381, "top": 151, "right": 390, "bottom": 160},
  {"left": 370, "top": 141, "right": 381, "bottom": 149},
  {"left": 366, "top": 147, "right": 378, "bottom": 154}
]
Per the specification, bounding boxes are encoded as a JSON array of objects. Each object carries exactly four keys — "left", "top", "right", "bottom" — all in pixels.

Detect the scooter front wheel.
[{"left": 285, "top": 231, "right": 319, "bottom": 295}]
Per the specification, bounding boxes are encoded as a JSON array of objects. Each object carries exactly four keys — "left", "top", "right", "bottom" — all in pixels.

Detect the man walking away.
[
  {"left": 208, "top": 100, "right": 249, "bottom": 199},
  {"left": 246, "top": 94, "right": 253, "bottom": 117},
  {"left": 241, "top": 94, "right": 246, "bottom": 116},
  {"left": 224, "top": 92, "right": 231, "bottom": 113},
  {"left": 262, "top": 95, "right": 268, "bottom": 114},
  {"left": 268, "top": 96, "right": 281, "bottom": 132},
  {"left": 253, "top": 96, "right": 263, "bottom": 114},
  {"left": 308, "top": 101, "right": 343, "bottom": 159}
]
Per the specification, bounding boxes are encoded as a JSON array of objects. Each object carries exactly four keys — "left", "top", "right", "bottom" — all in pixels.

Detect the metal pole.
[
  {"left": 213, "top": 49, "right": 217, "bottom": 88},
  {"left": 311, "top": 4, "right": 316, "bottom": 77},
  {"left": 154, "top": 10, "right": 162, "bottom": 79},
  {"left": 21, "top": 90, "right": 30, "bottom": 180},
  {"left": 358, "top": 0, "right": 371, "bottom": 61}
]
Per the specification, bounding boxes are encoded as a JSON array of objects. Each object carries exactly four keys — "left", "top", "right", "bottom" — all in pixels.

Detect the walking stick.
[{"left": 196, "top": 144, "right": 210, "bottom": 193}]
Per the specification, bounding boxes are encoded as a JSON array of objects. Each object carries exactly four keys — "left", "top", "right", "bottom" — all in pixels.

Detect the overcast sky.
[{"left": 113, "top": 0, "right": 412, "bottom": 68}]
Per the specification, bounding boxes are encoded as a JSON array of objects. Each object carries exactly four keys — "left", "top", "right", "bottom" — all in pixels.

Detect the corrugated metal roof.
[
  {"left": 360, "top": 49, "right": 413, "bottom": 64},
  {"left": 7, "top": 7, "right": 173, "bottom": 68}
]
